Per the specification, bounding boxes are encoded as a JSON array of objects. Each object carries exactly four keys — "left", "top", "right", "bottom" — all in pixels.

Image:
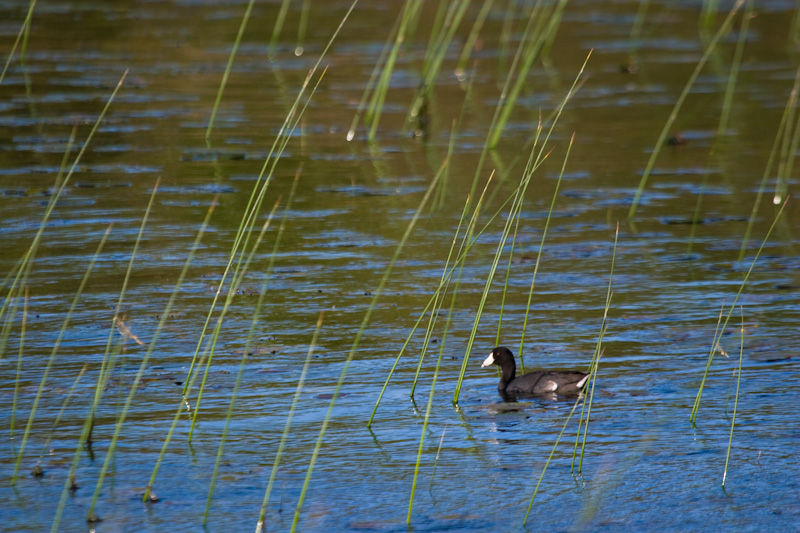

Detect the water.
[{"left": 1, "top": 0, "right": 799, "bottom": 531}]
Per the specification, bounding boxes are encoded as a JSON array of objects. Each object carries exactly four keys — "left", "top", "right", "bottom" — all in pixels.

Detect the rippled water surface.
[{"left": 1, "top": 1, "right": 799, "bottom": 531}]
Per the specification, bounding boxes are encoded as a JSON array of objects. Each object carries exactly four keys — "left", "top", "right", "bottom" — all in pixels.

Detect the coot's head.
[{"left": 481, "top": 346, "right": 515, "bottom": 368}]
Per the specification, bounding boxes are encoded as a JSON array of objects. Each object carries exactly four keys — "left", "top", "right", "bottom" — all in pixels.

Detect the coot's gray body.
[{"left": 481, "top": 346, "right": 589, "bottom": 396}]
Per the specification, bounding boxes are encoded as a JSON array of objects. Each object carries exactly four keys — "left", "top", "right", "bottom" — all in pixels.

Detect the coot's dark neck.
[{"left": 498, "top": 360, "right": 516, "bottom": 391}]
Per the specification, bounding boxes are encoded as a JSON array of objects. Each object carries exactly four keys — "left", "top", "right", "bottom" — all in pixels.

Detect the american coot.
[{"left": 481, "top": 346, "right": 589, "bottom": 397}]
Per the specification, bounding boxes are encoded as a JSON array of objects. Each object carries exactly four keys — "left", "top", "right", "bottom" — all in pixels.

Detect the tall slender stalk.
[
  {"left": 628, "top": 0, "right": 745, "bottom": 220},
  {"left": 452, "top": 184, "right": 523, "bottom": 404},
  {"left": 268, "top": 0, "right": 292, "bottom": 57},
  {"left": 407, "top": 0, "right": 471, "bottom": 128},
  {"left": 0, "top": 70, "right": 127, "bottom": 325},
  {"left": 409, "top": 158, "right": 457, "bottom": 398},
  {"left": 688, "top": 0, "right": 752, "bottom": 256},
  {"left": 739, "top": 63, "right": 800, "bottom": 261},
  {"left": 50, "top": 226, "right": 115, "bottom": 533},
  {"left": 366, "top": 0, "right": 424, "bottom": 141},
  {"left": 292, "top": 153, "right": 443, "bottom": 531},
  {"left": 690, "top": 197, "right": 788, "bottom": 423},
  {"left": 13, "top": 224, "right": 112, "bottom": 485},
  {"left": 573, "top": 223, "right": 618, "bottom": 473},
  {"left": 187, "top": 71, "right": 325, "bottom": 438},
  {"left": 455, "top": 0, "right": 495, "bottom": 80},
  {"left": 204, "top": 172, "right": 300, "bottom": 524},
  {"left": 523, "top": 394, "right": 583, "bottom": 525},
  {"left": 188, "top": 195, "right": 281, "bottom": 443},
  {"left": 453, "top": 52, "right": 591, "bottom": 403},
  {"left": 205, "top": 0, "right": 256, "bottom": 145},
  {"left": 10, "top": 286, "right": 28, "bottom": 438},
  {"left": 0, "top": 0, "right": 37, "bottom": 85},
  {"left": 722, "top": 306, "right": 744, "bottom": 487},
  {"left": 256, "top": 312, "right": 325, "bottom": 532},
  {"left": 33, "top": 364, "right": 87, "bottom": 474},
  {"left": 346, "top": 13, "right": 402, "bottom": 142},
  {"left": 407, "top": 189, "right": 473, "bottom": 523},
  {"left": 140, "top": 196, "right": 229, "bottom": 503},
  {"left": 372, "top": 170, "right": 500, "bottom": 426},
  {"left": 489, "top": 0, "right": 567, "bottom": 148},
  {"left": 182, "top": 0, "right": 354, "bottom": 396},
  {"left": 494, "top": 123, "right": 547, "bottom": 353},
  {"left": 295, "top": 0, "right": 310, "bottom": 56},
  {"left": 86, "top": 180, "right": 162, "bottom": 521},
  {"left": 0, "top": 286, "right": 21, "bottom": 368},
  {"left": 518, "top": 132, "right": 572, "bottom": 370}
]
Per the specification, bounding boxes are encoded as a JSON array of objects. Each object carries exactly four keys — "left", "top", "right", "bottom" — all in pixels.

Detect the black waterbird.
[{"left": 481, "top": 346, "right": 589, "bottom": 398}]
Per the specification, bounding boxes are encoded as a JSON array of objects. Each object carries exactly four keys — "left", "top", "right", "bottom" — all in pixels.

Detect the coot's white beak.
[{"left": 481, "top": 352, "right": 495, "bottom": 367}]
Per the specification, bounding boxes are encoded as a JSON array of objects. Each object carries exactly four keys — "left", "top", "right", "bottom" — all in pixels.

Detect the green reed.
[
  {"left": 690, "top": 197, "right": 788, "bottom": 424},
  {"left": 256, "top": 312, "right": 324, "bottom": 532},
  {"left": 773, "top": 84, "right": 800, "bottom": 208},
  {"left": 86, "top": 179, "right": 161, "bottom": 521},
  {"left": 366, "top": 0, "right": 423, "bottom": 141},
  {"left": 539, "top": 0, "right": 568, "bottom": 68},
  {"left": 187, "top": 69, "right": 325, "bottom": 440},
  {"left": 573, "top": 223, "right": 618, "bottom": 474},
  {"left": 406, "top": 0, "right": 470, "bottom": 132},
  {"left": 432, "top": 117, "right": 463, "bottom": 212},
  {"left": 626, "top": 0, "right": 650, "bottom": 67},
  {"left": 269, "top": 0, "right": 292, "bottom": 57},
  {"left": 455, "top": 0, "right": 494, "bottom": 80},
  {"left": 722, "top": 306, "right": 744, "bottom": 487},
  {"left": 0, "top": 66, "right": 124, "bottom": 327},
  {"left": 699, "top": 0, "right": 721, "bottom": 36},
  {"left": 90, "top": 188, "right": 215, "bottom": 503},
  {"left": 412, "top": 118, "right": 472, "bottom": 389},
  {"left": 412, "top": 171, "right": 498, "bottom": 395},
  {"left": 407, "top": 179, "right": 479, "bottom": 522},
  {"left": 32, "top": 364, "right": 86, "bottom": 476},
  {"left": 494, "top": 121, "right": 546, "bottom": 353},
  {"left": 497, "top": 0, "right": 518, "bottom": 82},
  {"left": 517, "top": 130, "right": 567, "bottom": 373},
  {"left": 183, "top": 0, "right": 352, "bottom": 396},
  {"left": 523, "top": 393, "right": 584, "bottom": 525},
  {"left": 0, "top": 0, "right": 36, "bottom": 85},
  {"left": 407, "top": 264, "right": 460, "bottom": 523},
  {"left": 489, "top": 0, "right": 567, "bottom": 148},
  {"left": 346, "top": 13, "right": 401, "bottom": 142},
  {"left": 409, "top": 158, "right": 459, "bottom": 398},
  {"left": 186, "top": 0, "right": 358, "bottom": 413},
  {"left": 688, "top": 0, "right": 752, "bottom": 256},
  {"left": 10, "top": 286, "right": 28, "bottom": 439},
  {"left": 0, "top": 286, "right": 21, "bottom": 369},
  {"left": 466, "top": 12, "right": 584, "bottom": 210},
  {"left": 140, "top": 195, "right": 229, "bottom": 503},
  {"left": 9, "top": 69, "right": 126, "bottom": 491},
  {"left": 453, "top": 183, "right": 525, "bottom": 404},
  {"left": 295, "top": 0, "right": 310, "bottom": 56},
  {"left": 188, "top": 192, "right": 283, "bottom": 442},
  {"left": 739, "top": 63, "right": 800, "bottom": 261},
  {"left": 453, "top": 51, "right": 592, "bottom": 403},
  {"left": 372, "top": 170, "right": 494, "bottom": 425},
  {"left": 206, "top": 0, "right": 256, "bottom": 145},
  {"left": 0, "top": 118, "right": 71, "bottom": 361},
  {"left": 292, "top": 148, "right": 444, "bottom": 532},
  {"left": 628, "top": 0, "right": 745, "bottom": 220},
  {"left": 792, "top": 4, "right": 800, "bottom": 44},
  {"left": 204, "top": 172, "right": 300, "bottom": 524},
  {"left": 13, "top": 223, "right": 112, "bottom": 487}
]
